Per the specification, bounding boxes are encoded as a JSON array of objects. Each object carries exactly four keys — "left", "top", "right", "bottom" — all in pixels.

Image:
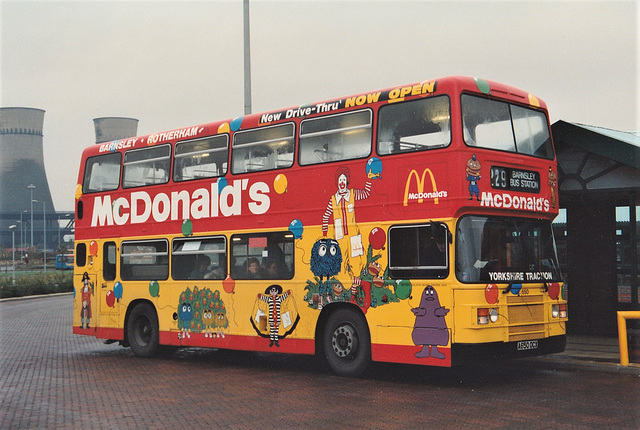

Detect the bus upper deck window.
[
  {"left": 511, "top": 105, "right": 554, "bottom": 159},
  {"left": 82, "top": 152, "right": 122, "bottom": 193},
  {"left": 299, "top": 110, "right": 372, "bottom": 165},
  {"left": 174, "top": 135, "right": 229, "bottom": 181},
  {"left": 462, "top": 95, "right": 516, "bottom": 152},
  {"left": 462, "top": 94, "right": 554, "bottom": 160},
  {"left": 123, "top": 145, "right": 171, "bottom": 188},
  {"left": 231, "top": 124, "right": 295, "bottom": 174},
  {"left": 377, "top": 96, "right": 451, "bottom": 155}
]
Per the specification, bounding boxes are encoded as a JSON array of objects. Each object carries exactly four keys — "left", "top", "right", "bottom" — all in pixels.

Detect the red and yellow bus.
[{"left": 73, "top": 76, "right": 566, "bottom": 376}]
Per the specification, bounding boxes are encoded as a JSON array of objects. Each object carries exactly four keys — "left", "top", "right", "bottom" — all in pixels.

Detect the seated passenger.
[
  {"left": 246, "top": 257, "right": 266, "bottom": 279},
  {"left": 265, "top": 259, "right": 289, "bottom": 279},
  {"left": 190, "top": 255, "right": 211, "bottom": 279},
  {"left": 266, "top": 260, "right": 280, "bottom": 278}
]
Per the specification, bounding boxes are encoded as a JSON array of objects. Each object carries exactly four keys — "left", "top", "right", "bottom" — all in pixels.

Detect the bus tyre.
[
  {"left": 127, "top": 302, "right": 159, "bottom": 358},
  {"left": 323, "top": 308, "right": 371, "bottom": 377}
]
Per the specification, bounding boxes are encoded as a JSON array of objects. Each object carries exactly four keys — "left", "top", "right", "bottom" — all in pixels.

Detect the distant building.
[
  {"left": 94, "top": 117, "right": 139, "bottom": 144},
  {"left": 0, "top": 111, "right": 139, "bottom": 248},
  {"left": 0, "top": 107, "right": 55, "bottom": 248}
]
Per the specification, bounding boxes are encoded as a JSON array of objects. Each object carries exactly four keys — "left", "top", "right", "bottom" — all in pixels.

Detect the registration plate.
[{"left": 517, "top": 340, "right": 539, "bottom": 351}]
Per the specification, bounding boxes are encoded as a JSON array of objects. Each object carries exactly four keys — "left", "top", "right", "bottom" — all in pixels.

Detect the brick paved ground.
[{"left": 1, "top": 294, "right": 639, "bottom": 429}]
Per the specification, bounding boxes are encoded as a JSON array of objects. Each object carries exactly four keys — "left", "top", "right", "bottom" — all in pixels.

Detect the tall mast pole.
[{"left": 243, "top": 0, "right": 252, "bottom": 115}]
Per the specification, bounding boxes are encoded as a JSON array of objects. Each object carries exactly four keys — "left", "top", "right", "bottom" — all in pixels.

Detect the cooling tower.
[
  {"left": 0, "top": 107, "right": 55, "bottom": 247},
  {"left": 94, "top": 117, "right": 139, "bottom": 144}
]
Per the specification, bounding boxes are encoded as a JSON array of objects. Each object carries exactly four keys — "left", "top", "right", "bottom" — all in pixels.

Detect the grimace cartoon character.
[
  {"left": 466, "top": 154, "right": 481, "bottom": 201},
  {"left": 310, "top": 238, "right": 342, "bottom": 309},
  {"left": 411, "top": 286, "right": 450, "bottom": 359}
]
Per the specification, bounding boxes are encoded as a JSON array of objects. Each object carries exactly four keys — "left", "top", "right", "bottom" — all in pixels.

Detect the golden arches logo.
[{"left": 403, "top": 168, "right": 440, "bottom": 206}]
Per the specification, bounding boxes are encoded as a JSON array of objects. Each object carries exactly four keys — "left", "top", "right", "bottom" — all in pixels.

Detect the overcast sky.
[{"left": 1, "top": 0, "right": 638, "bottom": 211}]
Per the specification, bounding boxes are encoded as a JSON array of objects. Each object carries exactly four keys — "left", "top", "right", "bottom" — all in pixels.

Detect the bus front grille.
[{"left": 508, "top": 303, "right": 544, "bottom": 325}]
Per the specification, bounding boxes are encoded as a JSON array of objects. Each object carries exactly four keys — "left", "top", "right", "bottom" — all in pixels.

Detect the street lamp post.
[
  {"left": 9, "top": 225, "right": 16, "bottom": 286},
  {"left": 28, "top": 184, "right": 36, "bottom": 248},
  {"left": 42, "top": 201, "right": 46, "bottom": 273},
  {"left": 34, "top": 200, "right": 46, "bottom": 272},
  {"left": 15, "top": 220, "right": 22, "bottom": 263},
  {"left": 20, "top": 210, "right": 27, "bottom": 259},
  {"left": 243, "top": 0, "right": 252, "bottom": 115}
]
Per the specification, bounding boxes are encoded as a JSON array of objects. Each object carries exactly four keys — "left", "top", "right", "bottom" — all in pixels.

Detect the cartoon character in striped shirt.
[
  {"left": 321, "top": 166, "right": 373, "bottom": 274},
  {"left": 322, "top": 166, "right": 372, "bottom": 241},
  {"left": 258, "top": 285, "right": 291, "bottom": 347}
]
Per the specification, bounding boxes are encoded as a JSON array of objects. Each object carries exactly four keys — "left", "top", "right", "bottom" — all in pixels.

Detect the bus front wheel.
[
  {"left": 127, "top": 302, "right": 159, "bottom": 358},
  {"left": 322, "top": 308, "right": 371, "bottom": 377}
]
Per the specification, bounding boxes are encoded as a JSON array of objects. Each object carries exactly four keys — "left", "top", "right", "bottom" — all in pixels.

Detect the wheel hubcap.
[
  {"left": 135, "top": 317, "right": 151, "bottom": 346},
  {"left": 332, "top": 324, "right": 358, "bottom": 358}
]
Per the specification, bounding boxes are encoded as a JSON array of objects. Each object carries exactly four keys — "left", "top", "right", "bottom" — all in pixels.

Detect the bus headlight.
[{"left": 490, "top": 308, "right": 499, "bottom": 323}]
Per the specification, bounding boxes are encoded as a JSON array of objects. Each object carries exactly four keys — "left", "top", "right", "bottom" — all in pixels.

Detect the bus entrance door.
[{"left": 99, "top": 241, "right": 120, "bottom": 320}]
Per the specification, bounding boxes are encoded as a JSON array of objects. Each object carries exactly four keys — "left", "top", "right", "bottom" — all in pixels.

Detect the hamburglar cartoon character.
[
  {"left": 466, "top": 154, "right": 481, "bottom": 201},
  {"left": 258, "top": 285, "right": 291, "bottom": 347},
  {"left": 80, "top": 272, "right": 92, "bottom": 329},
  {"left": 548, "top": 167, "right": 558, "bottom": 209}
]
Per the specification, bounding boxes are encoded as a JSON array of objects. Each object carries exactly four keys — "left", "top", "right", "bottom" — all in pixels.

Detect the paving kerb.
[{"left": 2, "top": 293, "right": 639, "bottom": 375}]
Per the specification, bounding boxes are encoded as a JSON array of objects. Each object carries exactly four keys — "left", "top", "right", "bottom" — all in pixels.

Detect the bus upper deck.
[{"left": 75, "top": 76, "right": 557, "bottom": 241}]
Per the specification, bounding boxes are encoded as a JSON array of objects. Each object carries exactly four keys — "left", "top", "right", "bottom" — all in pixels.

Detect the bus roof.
[{"left": 81, "top": 76, "right": 547, "bottom": 159}]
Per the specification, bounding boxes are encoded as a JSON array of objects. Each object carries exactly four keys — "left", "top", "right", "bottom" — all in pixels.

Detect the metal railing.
[{"left": 617, "top": 311, "right": 640, "bottom": 366}]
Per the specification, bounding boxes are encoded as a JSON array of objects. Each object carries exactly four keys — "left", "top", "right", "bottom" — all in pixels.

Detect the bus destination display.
[{"left": 490, "top": 166, "right": 540, "bottom": 193}]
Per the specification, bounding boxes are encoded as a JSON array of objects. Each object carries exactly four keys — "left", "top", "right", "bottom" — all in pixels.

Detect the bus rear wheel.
[
  {"left": 322, "top": 308, "right": 371, "bottom": 377},
  {"left": 127, "top": 302, "right": 159, "bottom": 358}
]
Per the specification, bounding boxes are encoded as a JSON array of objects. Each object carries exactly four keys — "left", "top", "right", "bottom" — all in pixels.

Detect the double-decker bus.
[{"left": 73, "top": 76, "right": 566, "bottom": 376}]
